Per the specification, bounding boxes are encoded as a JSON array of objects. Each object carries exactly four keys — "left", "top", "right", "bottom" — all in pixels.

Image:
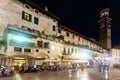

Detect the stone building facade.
[{"left": 0, "top": 0, "right": 108, "bottom": 68}]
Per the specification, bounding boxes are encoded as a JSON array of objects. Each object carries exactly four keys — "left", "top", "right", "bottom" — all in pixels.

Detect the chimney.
[{"left": 45, "top": 6, "right": 48, "bottom": 11}]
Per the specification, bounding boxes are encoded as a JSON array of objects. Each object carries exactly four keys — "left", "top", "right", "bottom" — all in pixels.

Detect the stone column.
[{"left": 5, "top": 58, "right": 12, "bottom": 69}]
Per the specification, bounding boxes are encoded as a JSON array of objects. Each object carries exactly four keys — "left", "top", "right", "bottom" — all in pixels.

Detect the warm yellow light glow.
[
  {"left": 76, "top": 49, "right": 92, "bottom": 60},
  {"left": 14, "top": 74, "right": 22, "bottom": 80}
]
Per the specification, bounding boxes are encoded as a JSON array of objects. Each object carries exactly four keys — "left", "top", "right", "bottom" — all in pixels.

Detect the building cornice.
[{"left": 18, "top": 0, "right": 60, "bottom": 20}]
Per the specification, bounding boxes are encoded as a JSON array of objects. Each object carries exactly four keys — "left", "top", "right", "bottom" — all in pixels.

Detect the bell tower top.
[
  {"left": 99, "top": 8, "right": 112, "bottom": 49},
  {"left": 100, "top": 8, "right": 110, "bottom": 18}
]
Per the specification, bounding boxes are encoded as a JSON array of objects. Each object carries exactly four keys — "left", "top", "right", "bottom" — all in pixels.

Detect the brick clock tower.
[{"left": 99, "top": 8, "right": 112, "bottom": 49}]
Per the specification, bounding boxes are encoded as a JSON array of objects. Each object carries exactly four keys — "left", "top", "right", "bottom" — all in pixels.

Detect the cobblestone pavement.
[
  {"left": 109, "top": 68, "right": 120, "bottom": 80},
  {"left": 0, "top": 68, "right": 120, "bottom": 80}
]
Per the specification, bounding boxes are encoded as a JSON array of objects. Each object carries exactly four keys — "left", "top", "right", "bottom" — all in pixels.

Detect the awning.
[
  {"left": 0, "top": 53, "right": 6, "bottom": 56},
  {"left": 34, "top": 53, "right": 49, "bottom": 59},
  {"left": 49, "top": 54, "right": 62, "bottom": 61},
  {"left": 62, "top": 53, "right": 78, "bottom": 60},
  {"left": 43, "top": 59, "right": 60, "bottom": 62},
  {"left": 0, "top": 52, "right": 7, "bottom": 58},
  {"left": 88, "top": 59, "right": 94, "bottom": 63},
  {"left": 9, "top": 54, "right": 35, "bottom": 59}
]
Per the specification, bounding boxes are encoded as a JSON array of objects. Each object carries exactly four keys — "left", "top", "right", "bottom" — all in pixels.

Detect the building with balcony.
[{"left": 0, "top": 0, "right": 108, "bottom": 69}]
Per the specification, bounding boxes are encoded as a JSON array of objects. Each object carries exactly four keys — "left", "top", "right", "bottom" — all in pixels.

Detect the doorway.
[{"left": 12, "top": 59, "right": 26, "bottom": 70}]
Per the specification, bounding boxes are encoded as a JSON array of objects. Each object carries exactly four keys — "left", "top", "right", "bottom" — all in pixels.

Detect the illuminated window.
[
  {"left": 102, "top": 13, "right": 104, "bottom": 16},
  {"left": 25, "top": 13, "right": 29, "bottom": 20},
  {"left": 22, "top": 11, "right": 32, "bottom": 22},
  {"left": 104, "top": 12, "right": 109, "bottom": 15}
]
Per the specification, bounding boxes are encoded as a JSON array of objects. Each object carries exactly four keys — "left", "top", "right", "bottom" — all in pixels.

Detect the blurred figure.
[
  {"left": 10, "top": 66, "right": 14, "bottom": 75},
  {"left": 98, "top": 63, "right": 102, "bottom": 72},
  {"left": 80, "top": 63, "right": 85, "bottom": 72}
]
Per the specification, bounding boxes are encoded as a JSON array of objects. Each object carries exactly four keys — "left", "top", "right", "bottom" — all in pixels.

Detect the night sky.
[{"left": 31, "top": 0, "right": 120, "bottom": 47}]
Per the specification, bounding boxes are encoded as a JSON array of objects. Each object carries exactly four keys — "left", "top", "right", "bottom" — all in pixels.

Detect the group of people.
[
  {"left": 98, "top": 62, "right": 109, "bottom": 73},
  {"left": 0, "top": 62, "right": 88, "bottom": 76},
  {"left": 0, "top": 65, "right": 14, "bottom": 77}
]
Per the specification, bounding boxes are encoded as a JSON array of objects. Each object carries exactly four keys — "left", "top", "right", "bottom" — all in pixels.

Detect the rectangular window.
[
  {"left": 73, "top": 35, "right": 74, "bottom": 39},
  {"left": 34, "top": 17, "right": 39, "bottom": 25},
  {"left": 44, "top": 42, "right": 49, "bottom": 48},
  {"left": 52, "top": 25, "right": 56, "bottom": 31},
  {"left": 75, "top": 49, "right": 77, "bottom": 53},
  {"left": 78, "top": 37, "right": 80, "bottom": 41},
  {"left": 24, "top": 48, "right": 31, "bottom": 53},
  {"left": 68, "top": 48, "right": 70, "bottom": 54},
  {"left": 14, "top": 47, "right": 22, "bottom": 52},
  {"left": 22, "top": 11, "right": 32, "bottom": 22},
  {"left": 72, "top": 48, "right": 74, "bottom": 53},
  {"left": 63, "top": 48, "right": 66, "bottom": 54},
  {"left": 66, "top": 32, "right": 69, "bottom": 37},
  {"left": 58, "top": 28, "right": 61, "bottom": 34},
  {"left": 37, "top": 41, "right": 43, "bottom": 48}
]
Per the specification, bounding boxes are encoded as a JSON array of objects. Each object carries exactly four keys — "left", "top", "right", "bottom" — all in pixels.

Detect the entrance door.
[{"left": 13, "top": 59, "right": 26, "bottom": 70}]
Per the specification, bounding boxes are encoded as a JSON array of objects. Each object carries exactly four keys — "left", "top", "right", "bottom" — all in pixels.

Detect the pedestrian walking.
[
  {"left": 80, "top": 63, "right": 85, "bottom": 72},
  {"left": 98, "top": 63, "right": 102, "bottom": 72}
]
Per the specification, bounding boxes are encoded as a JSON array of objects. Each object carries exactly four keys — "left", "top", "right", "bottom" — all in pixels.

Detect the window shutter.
[
  {"left": 68, "top": 48, "right": 70, "bottom": 54},
  {"left": 29, "top": 14, "right": 32, "bottom": 22},
  {"left": 34, "top": 17, "right": 39, "bottom": 25},
  {"left": 22, "top": 11, "right": 25, "bottom": 19},
  {"left": 64, "top": 48, "right": 66, "bottom": 54},
  {"left": 52, "top": 25, "right": 56, "bottom": 31}
]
